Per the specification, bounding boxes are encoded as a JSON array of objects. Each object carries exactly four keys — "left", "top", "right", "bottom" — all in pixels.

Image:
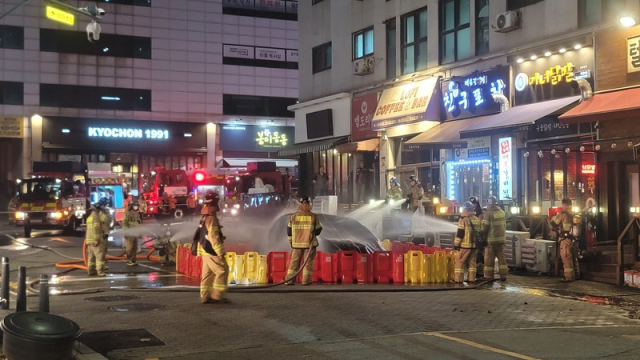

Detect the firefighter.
[
  {"left": 286, "top": 196, "right": 322, "bottom": 285},
  {"left": 161, "top": 192, "right": 176, "bottom": 215},
  {"left": 406, "top": 175, "right": 424, "bottom": 211},
  {"left": 551, "top": 198, "right": 577, "bottom": 282},
  {"left": 453, "top": 201, "right": 482, "bottom": 283},
  {"left": 186, "top": 192, "right": 198, "bottom": 222},
  {"left": 121, "top": 202, "right": 141, "bottom": 266},
  {"left": 123, "top": 194, "right": 133, "bottom": 209},
  {"left": 197, "top": 192, "right": 230, "bottom": 304},
  {"left": 85, "top": 198, "right": 111, "bottom": 277},
  {"left": 137, "top": 196, "right": 148, "bottom": 217},
  {"left": 387, "top": 177, "right": 403, "bottom": 202},
  {"left": 470, "top": 196, "right": 485, "bottom": 275},
  {"left": 482, "top": 196, "right": 508, "bottom": 281}
]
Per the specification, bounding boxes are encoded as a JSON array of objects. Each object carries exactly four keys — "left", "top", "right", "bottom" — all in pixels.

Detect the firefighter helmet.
[
  {"left": 390, "top": 177, "right": 398, "bottom": 185},
  {"left": 204, "top": 191, "right": 220, "bottom": 206},
  {"left": 95, "top": 197, "right": 109, "bottom": 210},
  {"left": 462, "top": 201, "right": 475, "bottom": 214},
  {"left": 487, "top": 196, "right": 497, "bottom": 205},
  {"left": 300, "top": 196, "right": 311, "bottom": 204}
]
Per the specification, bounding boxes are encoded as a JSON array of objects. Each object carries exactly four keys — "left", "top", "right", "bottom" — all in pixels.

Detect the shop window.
[
  {"left": 507, "top": 0, "right": 543, "bottom": 11},
  {"left": 312, "top": 42, "right": 332, "bottom": 74},
  {"left": 447, "top": 160, "right": 491, "bottom": 204},
  {"left": 440, "top": 0, "right": 471, "bottom": 64},
  {"left": 385, "top": 18, "right": 396, "bottom": 79},
  {"left": 578, "top": 0, "right": 626, "bottom": 28},
  {"left": 223, "top": 44, "right": 298, "bottom": 70},
  {"left": 541, "top": 152, "right": 551, "bottom": 201},
  {"left": 401, "top": 6, "right": 428, "bottom": 74},
  {"left": 475, "top": 0, "right": 490, "bottom": 56},
  {"left": 41, "top": 29, "right": 152, "bottom": 59},
  {"left": 0, "top": 25, "right": 24, "bottom": 49},
  {"left": 353, "top": 27, "right": 374, "bottom": 60},
  {"left": 40, "top": 84, "right": 151, "bottom": 111},
  {"left": 223, "top": 94, "right": 296, "bottom": 118},
  {"left": 0, "top": 81, "right": 23, "bottom": 105}
]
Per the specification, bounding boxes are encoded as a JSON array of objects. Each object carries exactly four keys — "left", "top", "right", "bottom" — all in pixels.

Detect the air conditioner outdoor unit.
[
  {"left": 495, "top": 10, "right": 520, "bottom": 33},
  {"left": 521, "top": 239, "right": 556, "bottom": 274},
  {"left": 354, "top": 57, "right": 375, "bottom": 75},
  {"left": 505, "top": 230, "right": 528, "bottom": 269}
]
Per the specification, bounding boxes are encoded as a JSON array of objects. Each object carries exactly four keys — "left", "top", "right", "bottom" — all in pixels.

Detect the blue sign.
[{"left": 441, "top": 67, "right": 510, "bottom": 121}]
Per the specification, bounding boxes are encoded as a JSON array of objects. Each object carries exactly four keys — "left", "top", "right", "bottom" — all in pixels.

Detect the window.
[
  {"left": 312, "top": 42, "right": 332, "bottom": 73},
  {"left": 222, "top": 0, "right": 298, "bottom": 21},
  {"left": 40, "top": 84, "right": 151, "bottom": 111},
  {"left": 353, "top": 27, "right": 374, "bottom": 60},
  {"left": 401, "top": 7, "right": 428, "bottom": 74},
  {"left": 312, "top": 0, "right": 323, "bottom": 4},
  {"left": 506, "top": 0, "right": 543, "bottom": 11},
  {"left": 223, "top": 94, "right": 297, "bottom": 118},
  {"left": 95, "top": 0, "right": 151, "bottom": 6},
  {"left": 578, "top": 0, "right": 626, "bottom": 28},
  {"left": 0, "top": 25, "right": 23, "bottom": 50},
  {"left": 223, "top": 45, "right": 298, "bottom": 69},
  {"left": 440, "top": 0, "right": 471, "bottom": 64},
  {"left": 0, "top": 81, "right": 23, "bottom": 105},
  {"left": 40, "top": 29, "right": 151, "bottom": 59},
  {"left": 476, "top": 0, "right": 490, "bottom": 56},
  {"left": 386, "top": 18, "right": 397, "bottom": 79}
]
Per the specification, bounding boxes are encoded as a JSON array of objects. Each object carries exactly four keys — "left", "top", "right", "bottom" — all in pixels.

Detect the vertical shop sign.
[
  {"left": 0, "top": 117, "right": 24, "bottom": 138},
  {"left": 351, "top": 93, "right": 378, "bottom": 141},
  {"left": 499, "top": 137, "right": 513, "bottom": 201},
  {"left": 628, "top": 35, "right": 640, "bottom": 73}
]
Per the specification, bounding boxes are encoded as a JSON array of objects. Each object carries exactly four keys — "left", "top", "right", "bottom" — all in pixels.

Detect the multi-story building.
[
  {"left": 291, "top": 0, "right": 633, "bottom": 216},
  {"left": 0, "top": 0, "right": 300, "bottom": 210}
]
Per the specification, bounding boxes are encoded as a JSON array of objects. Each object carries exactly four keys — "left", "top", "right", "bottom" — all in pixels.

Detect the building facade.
[
  {"left": 0, "top": 0, "right": 299, "bottom": 209},
  {"left": 293, "top": 0, "right": 633, "bottom": 217}
]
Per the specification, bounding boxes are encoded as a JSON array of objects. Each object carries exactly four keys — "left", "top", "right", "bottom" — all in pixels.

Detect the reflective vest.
[
  {"left": 121, "top": 210, "right": 140, "bottom": 229},
  {"left": 482, "top": 205, "right": 506, "bottom": 244},
  {"left": 454, "top": 215, "right": 481, "bottom": 249},
  {"left": 288, "top": 210, "right": 321, "bottom": 249},
  {"left": 387, "top": 185, "right": 403, "bottom": 200},
  {"left": 85, "top": 210, "right": 109, "bottom": 245},
  {"left": 197, "top": 214, "right": 225, "bottom": 256}
]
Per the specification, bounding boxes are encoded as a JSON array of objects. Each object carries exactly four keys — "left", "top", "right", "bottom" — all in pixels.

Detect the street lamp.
[{"left": 620, "top": 15, "right": 637, "bottom": 27}]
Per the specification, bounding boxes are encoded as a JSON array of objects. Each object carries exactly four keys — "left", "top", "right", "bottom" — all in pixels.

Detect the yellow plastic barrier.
[
  {"left": 404, "top": 251, "right": 423, "bottom": 284},
  {"left": 381, "top": 239, "right": 392, "bottom": 251},
  {"left": 433, "top": 251, "right": 448, "bottom": 283},
  {"left": 243, "top": 252, "right": 260, "bottom": 283},
  {"left": 257, "top": 255, "right": 268, "bottom": 284},
  {"left": 448, "top": 251, "right": 457, "bottom": 282},
  {"left": 421, "top": 254, "right": 434, "bottom": 284},
  {"left": 225, "top": 252, "right": 237, "bottom": 284},
  {"left": 233, "top": 254, "right": 245, "bottom": 283}
]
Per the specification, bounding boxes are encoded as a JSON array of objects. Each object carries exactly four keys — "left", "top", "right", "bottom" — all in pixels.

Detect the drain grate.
[
  {"left": 107, "top": 303, "right": 166, "bottom": 312},
  {"left": 85, "top": 295, "right": 141, "bottom": 302},
  {"left": 80, "top": 329, "right": 164, "bottom": 355}
]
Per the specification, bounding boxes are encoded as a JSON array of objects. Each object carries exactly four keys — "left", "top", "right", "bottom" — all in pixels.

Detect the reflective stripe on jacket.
[
  {"left": 197, "top": 214, "right": 225, "bottom": 256},
  {"left": 288, "top": 210, "right": 321, "bottom": 249},
  {"left": 85, "top": 211, "right": 109, "bottom": 244},
  {"left": 454, "top": 215, "right": 481, "bottom": 249},
  {"left": 121, "top": 210, "right": 140, "bottom": 229},
  {"left": 552, "top": 211, "right": 573, "bottom": 232},
  {"left": 482, "top": 205, "right": 506, "bottom": 244}
]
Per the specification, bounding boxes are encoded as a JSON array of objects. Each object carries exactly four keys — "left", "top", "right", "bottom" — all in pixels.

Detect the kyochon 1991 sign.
[
  {"left": 441, "top": 67, "right": 510, "bottom": 121},
  {"left": 88, "top": 127, "right": 169, "bottom": 139}
]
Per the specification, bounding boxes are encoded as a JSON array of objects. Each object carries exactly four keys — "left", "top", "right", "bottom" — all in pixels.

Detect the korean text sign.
[
  {"left": 351, "top": 93, "right": 378, "bottom": 141},
  {"left": 441, "top": 67, "right": 509, "bottom": 121},
  {"left": 499, "top": 137, "right": 513, "bottom": 201}
]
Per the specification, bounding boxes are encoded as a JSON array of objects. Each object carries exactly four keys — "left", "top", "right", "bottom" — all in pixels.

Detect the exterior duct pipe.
[
  {"left": 492, "top": 93, "right": 510, "bottom": 112},
  {"left": 573, "top": 79, "right": 593, "bottom": 102}
]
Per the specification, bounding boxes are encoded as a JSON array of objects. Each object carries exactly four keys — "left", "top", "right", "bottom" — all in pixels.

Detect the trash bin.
[{"left": 1, "top": 312, "right": 81, "bottom": 360}]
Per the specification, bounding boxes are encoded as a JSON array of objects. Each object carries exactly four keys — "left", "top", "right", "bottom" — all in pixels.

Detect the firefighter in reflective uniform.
[
  {"left": 470, "top": 196, "right": 485, "bottom": 275},
  {"left": 85, "top": 198, "right": 111, "bottom": 277},
  {"left": 137, "top": 196, "right": 147, "bottom": 217},
  {"left": 406, "top": 175, "right": 424, "bottom": 211},
  {"left": 161, "top": 192, "right": 176, "bottom": 215},
  {"left": 197, "top": 192, "right": 230, "bottom": 304},
  {"left": 122, "top": 202, "right": 141, "bottom": 266},
  {"left": 551, "top": 198, "right": 577, "bottom": 282},
  {"left": 453, "top": 201, "right": 482, "bottom": 283},
  {"left": 186, "top": 192, "right": 198, "bottom": 221},
  {"left": 286, "top": 196, "right": 322, "bottom": 285},
  {"left": 482, "top": 196, "right": 508, "bottom": 281},
  {"left": 387, "top": 177, "right": 403, "bottom": 202}
]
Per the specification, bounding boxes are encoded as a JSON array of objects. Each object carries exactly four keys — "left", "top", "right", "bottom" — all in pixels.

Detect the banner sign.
[
  {"left": 499, "top": 137, "right": 513, "bottom": 201},
  {"left": 351, "top": 93, "right": 378, "bottom": 141},
  {"left": 0, "top": 117, "right": 24, "bottom": 138},
  {"left": 441, "top": 67, "right": 509, "bottom": 120}
]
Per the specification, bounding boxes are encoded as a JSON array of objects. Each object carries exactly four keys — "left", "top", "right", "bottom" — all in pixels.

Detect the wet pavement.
[{"left": 3, "top": 227, "right": 640, "bottom": 359}]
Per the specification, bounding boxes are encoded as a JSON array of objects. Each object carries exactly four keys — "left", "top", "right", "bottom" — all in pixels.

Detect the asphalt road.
[{"left": 2, "top": 228, "right": 640, "bottom": 359}]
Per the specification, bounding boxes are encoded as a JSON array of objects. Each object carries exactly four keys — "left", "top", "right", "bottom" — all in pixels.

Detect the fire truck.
[{"left": 223, "top": 161, "right": 291, "bottom": 216}]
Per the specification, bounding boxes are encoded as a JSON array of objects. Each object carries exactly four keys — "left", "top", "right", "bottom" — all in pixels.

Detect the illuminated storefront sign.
[
  {"left": 581, "top": 164, "right": 595, "bottom": 175},
  {"left": 351, "top": 93, "right": 378, "bottom": 141},
  {"left": 46, "top": 6, "right": 75, "bottom": 26},
  {"left": 372, "top": 77, "right": 440, "bottom": 130},
  {"left": 88, "top": 127, "right": 169, "bottom": 139},
  {"left": 499, "top": 137, "right": 513, "bottom": 201},
  {"left": 220, "top": 124, "right": 294, "bottom": 152},
  {"left": 454, "top": 136, "right": 491, "bottom": 160},
  {"left": 256, "top": 128, "right": 289, "bottom": 147},
  {"left": 628, "top": 35, "right": 640, "bottom": 73},
  {"left": 441, "top": 67, "right": 510, "bottom": 120},
  {"left": 513, "top": 48, "right": 594, "bottom": 105},
  {"left": 0, "top": 117, "right": 23, "bottom": 138}
]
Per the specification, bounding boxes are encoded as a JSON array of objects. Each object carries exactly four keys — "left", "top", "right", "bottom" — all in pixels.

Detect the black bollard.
[
  {"left": 1, "top": 257, "right": 9, "bottom": 309},
  {"left": 16, "top": 266, "right": 26, "bottom": 312},
  {"left": 39, "top": 274, "right": 50, "bottom": 313}
]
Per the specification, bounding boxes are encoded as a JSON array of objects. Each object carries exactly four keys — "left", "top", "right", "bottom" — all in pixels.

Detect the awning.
[
  {"left": 372, "top": 77, "right": 441, "bottom": 131},
  {"left": 459, "top": 96, "right": 581, "bottom": 139},
  {"left": 559, "top": 88, "right": 640, "bottom": 124},
  {"left": 335, "top": 138, "right": 380, "bottom": 153},
  {"left": 219, "top": 158, "right": 298, "bottom": 168},
  {"left": 277, "top": 137, "right": 348, "bottom": 157},
  {"left": 405, "top": 116, "right": 492, "bottom": 148}
]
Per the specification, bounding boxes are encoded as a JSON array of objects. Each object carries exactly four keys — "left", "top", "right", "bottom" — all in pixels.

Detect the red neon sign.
[{"left": 581, "top": 164, "right": 595, "bottom": 175}]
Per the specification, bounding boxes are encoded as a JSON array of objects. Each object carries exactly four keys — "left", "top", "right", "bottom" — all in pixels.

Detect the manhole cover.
[
  {"left": 108, "top": 303, "right": 165, "bottom": 312},
  {"left": 86, "top": 295, "right": 141, "bottom": 302},
  {"left": 80, "top": 329, "right": 165, "bottom": 356}
]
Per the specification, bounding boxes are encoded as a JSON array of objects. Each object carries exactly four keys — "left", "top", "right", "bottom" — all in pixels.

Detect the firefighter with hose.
[
  {"left": 285, "top": 196, "right": 322, "bottom": 286},
  {"left": 197, "top": 191, "right": 230, "bottom": 304}
]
